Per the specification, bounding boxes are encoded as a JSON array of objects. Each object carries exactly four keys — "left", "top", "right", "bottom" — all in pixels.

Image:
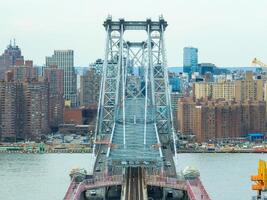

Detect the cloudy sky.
[{"left": 1, "top": 0, "right": 267, "bottom": 67}]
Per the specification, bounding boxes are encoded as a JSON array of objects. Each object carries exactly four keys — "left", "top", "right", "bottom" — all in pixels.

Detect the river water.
[{"left": 0, "top": 153, "right": 265, "bottom": 200}]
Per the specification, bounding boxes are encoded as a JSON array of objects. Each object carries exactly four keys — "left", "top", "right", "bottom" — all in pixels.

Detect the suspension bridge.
[{"left": 64, "top": 16, "right": 211, "bottom": 200}]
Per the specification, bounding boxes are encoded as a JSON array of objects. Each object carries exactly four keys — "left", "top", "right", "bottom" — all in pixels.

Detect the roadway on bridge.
[{"left": 108, "top": 98, "right": 162, "bottom": 167}]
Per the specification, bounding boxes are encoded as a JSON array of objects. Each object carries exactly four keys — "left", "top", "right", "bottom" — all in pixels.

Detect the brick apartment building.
[{"left": 177, "top": 98, "right": 266, "bottom": 142}]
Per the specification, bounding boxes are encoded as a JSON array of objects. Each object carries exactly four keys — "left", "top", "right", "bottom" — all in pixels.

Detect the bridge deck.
[
  {"left": 63, "top": 175, "right": 123, "bottom": 200},
  {"left": 145, "top": 175, "right": 187, "bottom": 190},
  {"left": 64, "top": 175, "right": 211, "bottom": 200},
  {"left": 108, "top": 98, "right": 162, "bottom": 167}
]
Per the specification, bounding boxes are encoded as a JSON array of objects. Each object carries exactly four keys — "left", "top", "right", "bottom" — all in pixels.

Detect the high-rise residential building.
[
  {"left": 193, "top": 72, "right": 263, "bottom": 102},
  {"left": 264, "top": 83, "right": 267, "bottom": 119},
  {"left": 0, "top": 41, "right": 24, "bottom": 80},
  {"left": 46, "top": 50, "right": 77, "bottom": 107},
  {"left": 240, "top": 100, "right": 266, "bottom": 135},
  {"left": 80, "top": 68, "right": 101, "bottom": 106},
  {"left": 215, "top": 102, "right": 241, "bottom": 139},
  {"left": 235, "top": 71, "right": 263, "bottom": 101},
  {"left": 183, "top": 47, "right": 198, "bottom": 74},
  {"left": 44, "top": 66, "right": 64, "bottom": 130},
  {"left": 0, "top": 82, "right": 24, "bottom": 142},
  {"left": 13, "top": 60, "right": 38, "bottom": 82},
  {"left": 177, "top": 98, "right": 266, "bottom": 142},
  {"left": 177, "top": 97, "right": 196, "bottom": 135},
  {"left": 193, "top": 82, "right": 212, "bottom": 100},
  {"left": 211, "top": 81, "right": 235, "bottom": 101},
  {"left": 170, "top": 92, "right": 183, "bottom": 130},
  {"left": 44, "top": 65, "right": 64, "bottom": 95},
  {"left": 23, "top": 81, "right": 50, "bottom": 139},
  {"left": 193, "top": 103, "right": 216, "bottom": 142}
]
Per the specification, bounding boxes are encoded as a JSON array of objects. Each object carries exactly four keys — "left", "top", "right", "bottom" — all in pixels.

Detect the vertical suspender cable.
[
  {"left": 144, "top": 25, "right": 151, "bottom": 146},
  {"left": 161, "top": 22, "right": 177, "bottom": 157},
  {"left": 119, "top": 23, "right": 126, "bottom": 149}
]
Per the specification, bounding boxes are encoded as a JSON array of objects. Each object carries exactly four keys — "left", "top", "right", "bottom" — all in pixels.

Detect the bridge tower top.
[{"left": 103, "top": 16, "right": 168, "bottom": 32}]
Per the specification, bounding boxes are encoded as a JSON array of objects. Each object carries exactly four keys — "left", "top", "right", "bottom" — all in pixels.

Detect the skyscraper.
[
  {"left": 46, "top": 50, "right": 77, "bottom": 107},
  {"left": 0, "top": 40, "right": 24, "bottom": 80},
  {"left": 183, "top": 47, "right": 198, "bottom": 74},
  {"left": 44, "top": 66, "right": 64, "bottom": 130},
  {"left": 23, "top": 81, "right": 50, "bottom": 140},
  {"left": 0, "top": 82, "right": 24, "bottom": 142}
]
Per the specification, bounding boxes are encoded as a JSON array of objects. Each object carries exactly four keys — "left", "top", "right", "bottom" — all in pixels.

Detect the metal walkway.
[
  {"left": 107, "top": 98, "right": 163, "bottom": 167},
  {"left": 145, "top": 175, "right": 187, "bottom": 191},
  {"left": 145, "top": 175, "right": 211, "bottom": 200}
]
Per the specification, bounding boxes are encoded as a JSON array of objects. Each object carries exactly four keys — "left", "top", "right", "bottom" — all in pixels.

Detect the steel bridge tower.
[{"left": 94, "top": 16, "right": 176, "bottom": 159}]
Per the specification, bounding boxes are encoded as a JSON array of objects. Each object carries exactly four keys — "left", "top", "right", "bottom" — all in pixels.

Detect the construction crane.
[
  {"left": 252, "top": 58, "right": 267, "bottom": 72},
  {"left": 251, "top": 160, "right": 267, "bottom": 199}
]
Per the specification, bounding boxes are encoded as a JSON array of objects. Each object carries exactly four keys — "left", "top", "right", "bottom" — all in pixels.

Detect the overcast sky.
[{"left": 1, "top": 0, "right": 267, "bottom": 67}]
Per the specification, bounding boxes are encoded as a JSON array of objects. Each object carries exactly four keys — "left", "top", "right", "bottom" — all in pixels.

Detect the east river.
[{"left": 0, "top": 153, "right": 266, "bottom": 200}]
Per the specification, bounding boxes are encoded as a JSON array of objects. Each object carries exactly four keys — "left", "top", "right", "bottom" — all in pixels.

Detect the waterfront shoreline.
[
  {"left": 1, "top": 149, "right": 267, "bottom": 154},
  {"left": 177, "top": 149, "right": 267, "bottom": 153},
  {"left": 0, "top": 149, "right": 92, "bottom": 154}
]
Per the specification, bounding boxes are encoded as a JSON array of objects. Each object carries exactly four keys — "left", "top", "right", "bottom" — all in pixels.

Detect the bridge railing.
[
  {"left": 145, "top": 175, "right": 211, "bottom": 200},
  {"left": 186, "top": 178, "right": 211, "bottom": 200},
  {"left": 145, "top": 175, "right": 187, "bottom": 190},
  {"left": 63, "top": 178, "right": 77, "bottom": 200},
  {"left": 65, "top": 175, "right": 123, "bottom": 200}
]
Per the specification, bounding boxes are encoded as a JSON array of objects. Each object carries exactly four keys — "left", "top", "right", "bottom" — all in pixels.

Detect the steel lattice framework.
[
  {"left": 64, "top": 17, "right": 212, "bottom": 200},
  {"left": 94, "top": 16, "right": 176, "bottom": 163}
]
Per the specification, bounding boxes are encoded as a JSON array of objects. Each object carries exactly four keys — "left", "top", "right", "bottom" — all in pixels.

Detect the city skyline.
[{"left": 1, "top": 0, "right": 267, "bottom": 67}]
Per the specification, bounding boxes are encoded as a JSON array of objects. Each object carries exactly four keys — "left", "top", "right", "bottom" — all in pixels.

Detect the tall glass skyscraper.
[
  {"left": 183, "top": 47, "right": 198, "bottom": 74},
  {"left": 46, "top": 50, "right": 77, "bottom": 107}
]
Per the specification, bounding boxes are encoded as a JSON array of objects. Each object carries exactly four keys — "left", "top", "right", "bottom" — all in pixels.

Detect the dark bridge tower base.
[
  {"left": 105, "top": 186, "right": 122, "bottom": 200},
  {"left": 147, "top": 186, "right": 188, "bottom": 200},
  {"left": 79, "top": 191, "right": 86, "bottom": 200}
]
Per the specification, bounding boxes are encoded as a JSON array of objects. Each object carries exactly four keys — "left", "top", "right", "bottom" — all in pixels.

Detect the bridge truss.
[
  {"left": 64, "top": 16, "right": 212, "bottom": 200},
  {"left": 94, "top": 16, "right": 176, "bottom": 168}
]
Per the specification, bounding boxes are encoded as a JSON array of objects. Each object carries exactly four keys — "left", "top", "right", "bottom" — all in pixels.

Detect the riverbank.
[
  {"left": 177, "top": 149, "right": 267, "bottom": 153},
  {"left": 0, "top": 143, "right": 92, "bottom": 154},
  {"left": 0, "top": 148, "right": 92, "bottom": 154},
  {"left": 2, "top": 148, "right": 267, "bottom": 154}
]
